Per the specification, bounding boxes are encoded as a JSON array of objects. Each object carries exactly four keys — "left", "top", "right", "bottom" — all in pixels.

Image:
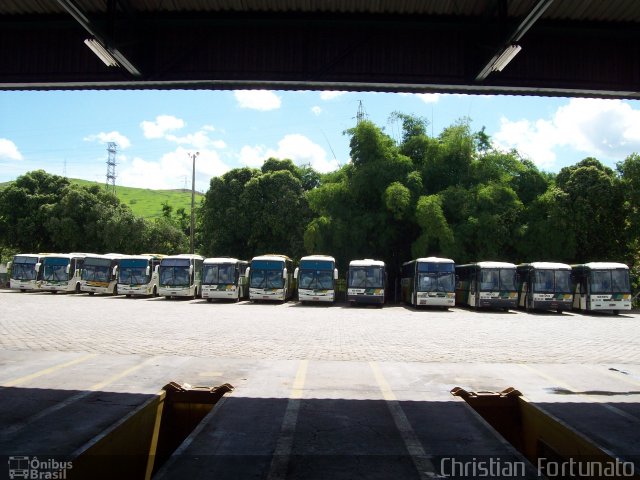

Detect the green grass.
[
  {"left": 0, "top": 177, "right": 203, "bottom": 219},
  {"left": 70, "top": 179, "right": 203, "bottom": 219}
]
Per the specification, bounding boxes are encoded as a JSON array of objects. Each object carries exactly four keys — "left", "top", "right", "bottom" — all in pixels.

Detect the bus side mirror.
[
  {"left": 146, "top": 266, "right": 151, "bottom": 276},
  {"left": 113, "top": 266, "right": 118, "bottom": 277},
  {"left": 283, "top": 267, "right": 288, "bottom": 279},
  {"left": 66, "top": 265, "right": 70, "bottom": 274},
  {"left": 35, "top": 262, "right": 41, "bottom": 273},
  {"left": 294, "top": 267, "right": 299, "bottom": 279},
  {"left": 245, "top": 267, "right": 250, "bottom": 279},
  {"left": 154, "top": 265, "right": 159, "bottom": 274},
  {"left": 189, "top": 265, "right": 193, "bottom": 276},
  {"left": 334, "top": 268, "right": 338, "bottom": 280}
]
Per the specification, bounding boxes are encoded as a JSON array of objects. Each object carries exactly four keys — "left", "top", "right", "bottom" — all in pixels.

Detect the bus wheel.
[
  {"left": 113, "top": 285, "right": 118, "bottom": 296},
  {"left": 613, "top": 310, "right": 620, "bottom": 315},
  {"left": 75, "top": 283, "right": 81, "bottom": 294},
  {"left": 126, "top": 294, "right": 131, "bottom": 298},
  {"left": 89, "top": 292, "right": 94, "bottom": 296},
  {"left": 153, "top": 286, "right": 158, "bottom": 297},
  {"left": 206, "top": 298, "right": 212, "bottom": 303}
]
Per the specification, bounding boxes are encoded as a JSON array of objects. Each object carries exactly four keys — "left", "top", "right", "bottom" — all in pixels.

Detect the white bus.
[
  {"left": 39, "top": 253, "right": 87, "bottom": 293},
  {"left": 571, "top": 262, "right": 632, "bottom": 314},
  {"left": 294, "top": 255, "right": 338, "bottom": 303},
  {"left": 246, "top": 254, "right": 294, "bottom": 302},
  {"left": 455, "top": 262, "right": 518, "bottom": 310},
  {"left": 158, "top": 254, "right": 204, "bottom": 299},
  {"left": 401, "top": 257, "right": 456, "bottom": 308},
  {"left": 7, "top": 254, "right": 44, "bottom": 291},
  {"left": 202, "top": 257, "right": 249, "bottom": 302},
  {"left": 80, "top": 253, "right": 122, "bottom": 295},
  {"left": 347, "top": 259, "right": 386, "bottom": 306},
  {"left": 516, "top": 262, "right": 573, "bottom": 312},
  {"left": 117, "top": 254, "right": 164, "bottom": 297}
]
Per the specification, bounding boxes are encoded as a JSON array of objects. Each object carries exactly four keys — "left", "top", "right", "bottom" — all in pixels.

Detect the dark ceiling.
[{"left": 2, "top": 0, "right": 639, "bottom": 98}]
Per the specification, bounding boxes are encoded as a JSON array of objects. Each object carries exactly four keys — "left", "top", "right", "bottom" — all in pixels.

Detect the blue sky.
[{"left": 2, "top": 90, "right": 640, "bottom": 192}]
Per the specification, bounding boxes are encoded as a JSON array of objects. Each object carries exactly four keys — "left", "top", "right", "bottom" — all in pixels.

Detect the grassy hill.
[
  {"left": 0, "top": 178, "right": 203, "bottom": 219},
  {"left": 71, "top": 179, "right": 203, "bottom": 219}
]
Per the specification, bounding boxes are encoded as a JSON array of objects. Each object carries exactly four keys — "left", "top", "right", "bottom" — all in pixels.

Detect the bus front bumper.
[
  {"left": 298, "top": 289, "right": 334, "bottom": 302},
  {"left": 202, "top": 285, "right": 238, "bottom": 300}
]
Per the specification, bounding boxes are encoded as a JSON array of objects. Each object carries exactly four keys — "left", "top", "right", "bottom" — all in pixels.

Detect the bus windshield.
[
  {"left": 42, "top": 258, "right": 70, "bottom": 282},
  {"left": 299, "top": 269, "right": 334, "bottom": 290},
  {"left": 590, "top": 270, "right": 630, "bottom": 294},
  {"left": 160, "top": 259, "right": 191, "bottom": 287},
  {"left": 250, "top": 260, "right": 284, "bottom": 289},
  {"left": 534, "top": 270, "right": 571, "bottom": 293},
  {"left": 417, "top": 272, "right": 455, "bottom": 292},
  {"left": 82, "top": 258, "right": 113, "bottom": 282},
  {"left": 11, "top": 258, "right": 38, "bottom": 280},
  {"left": 480, "top": 268, "right": 516, "bottom": 291},
  {"left": 349, "top": 266, "right": 384, "bottom": 288},
  {"left": 416, "top": 262, "right": 455, "bottom": 292},
  {"left": 203, "top": 264, "right": 236, "bottom": 285},
  {"left": 119, "top": 259, "right": 150, "bottom": 285}
]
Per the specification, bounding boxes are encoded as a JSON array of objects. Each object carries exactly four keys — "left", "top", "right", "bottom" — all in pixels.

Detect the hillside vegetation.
[
  {"left": 1, "top": 177, "right": 201, "bottom": 219},
  {"left": 70, "top": 179, "right": 201, "bottom": 219}
]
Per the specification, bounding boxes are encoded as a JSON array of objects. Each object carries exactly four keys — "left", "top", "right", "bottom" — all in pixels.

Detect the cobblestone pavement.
[{"left": 1, "top": 290, "right": 639, "bottom": 364}]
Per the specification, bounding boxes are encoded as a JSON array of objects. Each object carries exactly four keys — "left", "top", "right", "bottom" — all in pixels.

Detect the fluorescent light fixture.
[
  {"left": 491, "top": 44, "right": 522, "bottom": 72},
  {"left": 84, "top": 38, "right": 118, "bottom": 67}
]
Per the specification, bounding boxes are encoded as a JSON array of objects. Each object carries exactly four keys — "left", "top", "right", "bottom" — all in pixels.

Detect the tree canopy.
[{"left": 3, "top": 113, "right": 640, "bottom": 286}]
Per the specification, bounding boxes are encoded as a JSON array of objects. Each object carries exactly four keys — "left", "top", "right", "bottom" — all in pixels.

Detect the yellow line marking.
[
  {"left": 370, "top": 361, "right": 440, "bottom": 480},
  {"left": 2, "top": 353, "right": 97, "bottom": 387},
  {"left": 519, "top": 364, "right": 640, "bottom": 423},
  {"left": 267, "top": 360, "right": 308, "bottom": 480},
  {"left": 584, "top": 365, "right": 640, "bottom": 388},
  {"left": 1, "top": 356, "right": 158, "bottom": 439}
]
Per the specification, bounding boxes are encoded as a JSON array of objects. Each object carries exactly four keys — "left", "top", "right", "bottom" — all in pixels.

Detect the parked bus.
[
  {"left": 80, "top": 253, "right": 122, "bottom": 295},
  {"left": 158, "top": 254, "right": 204, "bottom": 299},
  {"left": 246, "top": 254, "right": 294, "bottom": 302},
  {"left": 401, "top": 257, "right": 456, "bottom": 308},
  {"left": 7, "top": 254, "right": 43, "bottom": 291},
  {"left": 516, "top": 262, "right": 573, "bottom": 312},
  {"left": 455, "top": 262, "right": 518, "bottom": 310},
  {"left": 347, "top": 259, "right": 386, "bottom": 306},
  {"left": 294, "top": 255, "right": 338, "bottom": 303},
  {"left": 117, "top": 254, "right": 164, "bottom": 297},
  {"left": 202, "top": 257, "right": 249, "bottom": 302},
  {"left": 571, "top": 262, "right": 632, "bottom": 314},
  {"left": 39, "top": 253, "right": 87, "bottom": 293}
]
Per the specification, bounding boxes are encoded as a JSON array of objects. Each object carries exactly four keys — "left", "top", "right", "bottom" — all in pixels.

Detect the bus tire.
[
  {"left": 206, "top": 298, "right": 212, "bottom": 303},
  {"left": 153, "top": 286, "right": 158, "bottom": 297},
  {"left": 89, "top": 292, "right": 94, "bottom": 296},
  {"left": 75, "top": 283, "right": 81, "bottom": 294},
  {"left": 613, "top": 310, "right": 620, "bottom": 315},
  {"left": 113, "top": 285, "right": 118, "bottom": 296}
]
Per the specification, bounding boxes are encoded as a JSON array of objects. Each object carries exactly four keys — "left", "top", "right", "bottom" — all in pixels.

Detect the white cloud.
[
  {"left": 141, "top": 115, "right": 185, "bottom": 139},
  {"left": 311, "top": 106, "right": 322, "bottom": 116},
  {"left": 233, "top": 90, "right": 281, "bottom": 111},
  {"left": 493, "top": 98, "right": 640, "bottom": 169},
  {"left": 415, "top": 93, "right": 441, "bottom": 104},
  {"left": 320, "top": 91, "right": 347, "bottom": 101},
  {"left": 118, "top": 147, "right": 231, "bottom": 191},
  {"left": 83, "top": 131, "right": 131, "bottom": 149},
  {"left": 0, "top": 138, "right": 23, "bottom": 161},
  {"left": 399, "top": 93, "right": 441, "bottom": 104},
  {"left": 238, "top": 134, "right": 340, "bottom": 173}
]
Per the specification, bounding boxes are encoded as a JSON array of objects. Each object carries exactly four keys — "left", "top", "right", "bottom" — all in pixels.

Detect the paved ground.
[
  {"left": 1, "top": 290, "right": 639, "bottom": 479},
  {"left": 1, "top": 290, "right": 639, "bottom": 364}
]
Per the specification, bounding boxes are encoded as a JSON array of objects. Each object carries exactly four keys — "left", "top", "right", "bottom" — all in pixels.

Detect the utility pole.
[{"left": 189, "top": 151, "right": 199, "bottom": 254}]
